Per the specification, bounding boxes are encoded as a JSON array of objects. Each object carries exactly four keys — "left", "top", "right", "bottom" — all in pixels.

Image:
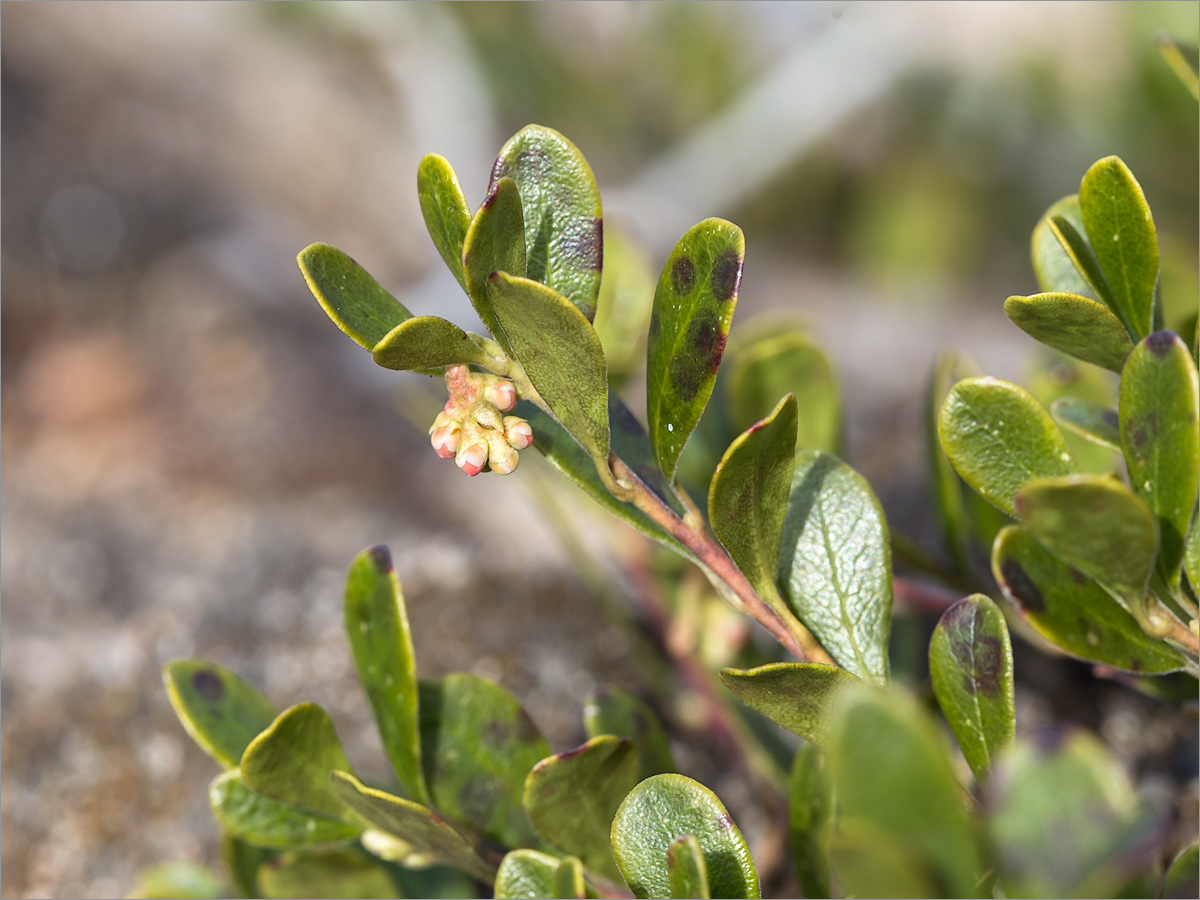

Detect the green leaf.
[
  {"left": 417, "top": 153, "right": 472, "bottom": 293},
  {"left": 241, "top": 703, "right": 360, "bottom": 822},
  {"left": 611, "top": 774, "right": 760, "bottom": 900},
  {"left": 927, "top": 352, "right": 983, "bottom": 574},
  {"left": 708, "top": 394, "right": 797, "bottom": 608},
  {"left": 299, "top": 243, "right": 412, "bottom": 350},
  {"left": 594, "top": 225, "right": 655, "bottom": 385},
  {"left": 1031, "top": 196, "right": 1096, "bottom": 299},
  {"left": 1046, "top": 213, "right": 1120, "bottom": 314},
  {"left": 163, "top": 660, "right": 277, "bottom": 770},
  {"left": 210, "top": 770, "right": 361, "bottom": 848},
  {"left": 371, "top": 316, "right": 492, "bottom": 372},
  {"left": 646, "top": 218, "right": 744, "bottom": 480},
  {"left": 667, "top": 835, "right": 711, "bottom": 900},
  {"left": 778, "top": 450, "right": 893, "bottom": 684},
  {"left": 553, "top": 857, "right": 589, "bottom": 900},
  {"left": 523, "top": 735, "right": 638, "bottom": 880},
  {"left": 488, "top": 273, "right": 610, "bottom": 469},
  {"left": 987, "top": 728, "right": 1150, "bottom": 899},
  {"left": 419, "top": 673, "right": 549, "bottom": 849},
  {"left": 828, "top": 685, "right": 984, "bottom": 899},
  {"left": 223, "top": 836, "right": 273, "bottom": 900},
  {"left": 1163, "top": 842, "right": 1200, "bottom": 900},
  {"left": 1119, "top": 331, "right": 1200, "bottom": 587},
  {"left": 493, "top": 850, "right": 564, "bottom": 900},
  {"left": 1050, "top": 397, "right": 1121, "bottom": 451},
  {"left": 719, "top": 663, "right": 857, "bottom": 748},
  {"left": 1080, "top": 156, "right": 1158, "bottom": 341},
  {"left": 1186, "top": 507, "right": 1199, "bottom": 596},
  {"left": 1026, "top": 353, "right": 1120, "bottom": 477},
  {"left": 492, "top": 125, "right": 604, "bottom": 322},
  {"left": 462, "top": 176, "right": 527, "bottom": 346},
  {"left": 327, "top": 770, "right": 494, "bottom": 882},
  {"left": 1015, "top": 475, "right": 1158, "bottom": 618},
  {"left": 1003, "top": 293, "right": 1133, "bottom": 372},
  {"left": 939, "top": 376, "right": 1077, "bottom": 517},
  {"left": 991, "top": 526, "right": 1186, "bottom": 673},
  {"left": 583, "top": 686, "right": 675, "bottom": 781},
  {"left": 928, "top": 594, "right": 1014, "bottom": 784},
  {"left": 256, "top": 850, "right": 399, "bottom": 900},
  {"left": 787, "top": 743, "right": 833, "bottom": 900},
  {"left": 829, "top": 819, "right": 937, "bottom": 900},
  {"left": 342, "top": 546, "right": 428, "bottom": 806},
  {"left": 128, "top": 862, "right": 224, "bottom": 900}
]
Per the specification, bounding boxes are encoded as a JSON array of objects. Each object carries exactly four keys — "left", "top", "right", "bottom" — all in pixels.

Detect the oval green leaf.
[
  {"left": 371, "top": 316, "right": 492, "bottom": 372},
  {"left": 256, "top": 850, "right": 399, "bottom": 900},
  {"left": 788, "top": 743, "right": 833, "bottom": 900},
  {"left": 298, "top": 243, "right": 412, "bottom": 351},
  {"left": 492, "top": 125, "right": 603, "bottom": 322},
  {"left": 493, "top": 850, "right": 564, "bottom": 900},
  {"left": 1080, "top": 156, "right": 1158, "bottom": 341},
  {"left": 719, "top": 662, "right": 858, "bottom": 749},
  {"left": 1163, "top": 842, "right": 1199, "bottom": 900},
  {"left": 778, "top": 450, "right": 892, "bottom": 684},
  {"left": 646, "top": 218, "right": 744, "bottom": 480},
  {"left": 210, "top": 770, "right": 360, "bottom": 849},
  {"left": 610, "top": 774, "right": 760, "bottom": 900},
  {"left": 1031, "top": 195, "right": 1096, "bottom": 298},
  {"left": 1050, "top": 397, "right": 1121, "bottom": 451},
  {"left": 583, "top": 686, "right": 675, "bottom": 781},
  {"left": 1119, "top": 331, "right": 1200, "bottom": 587},
  {"left": 163, "top": 660, "right": 277, "bottom": 770},
  {"left": 939, "top": 376, "right": 1077, "bottom": 516},
  {"left": 991, "top": 526, "right": 1186, "bottom": 673},
  {"left": 668, "top": 835, "right": 711, "bottom": 900},
  {"left": 417, "top": 153, "right": 472, "bottom": 293},
  {"left": 418, "top": 673, "right": 548, "bottom": 850},
  {"left": 929, "top": 594, "right": 1014, "bottom": 784},
  {"left": 927, "top": 352, "right": 983, "bottom": 574},
  {"left": 343, "top": 546, "right": 428, "bottom": 806},
  {"left": 554, "top": 857, "right": 590, "bottom": 900},
  {"left": 1046, "top": 213, "right": 1119, "bottom": 317},
  {"left": 488, "top": 273, "right": 610, "bottom": 470},
  {"left": 829, "top": 818, "right": 937, "bottom": 900},
  {"left": 1003, "top": 293, "right": 1133, "bottom": 372},
  {"left": 462, "top": 176, "right": 527, "bottom": 348}
]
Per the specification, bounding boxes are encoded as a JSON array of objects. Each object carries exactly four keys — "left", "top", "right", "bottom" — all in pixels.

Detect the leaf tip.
[{"left": 367, "top": 544, "right": 393, "bottom": 573}]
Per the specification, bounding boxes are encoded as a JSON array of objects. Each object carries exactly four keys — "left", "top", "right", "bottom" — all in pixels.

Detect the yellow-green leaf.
[
  {"left": 462, "top": 176, "right": 526, "bottom": 348},
  {"left": 164, "top": 660, "right": 277, "bottom": 770},
  {"left": 1003, "top": 293, "right": 1133, "bottom": 372},
  {"left": 417, "top": 153, "right": 472, "bottom": 293},
  {"left": 719, "top": 663, "right": 857, "bottom": 749},
  {"left": 372, "top": 316, "right": 492, "bottom": 372},
  {"left": 209, "top": 770, "right": 361, "bottom": 849},
  {"left": 299, "top": 243, "right": 411, "bottom": 351}
]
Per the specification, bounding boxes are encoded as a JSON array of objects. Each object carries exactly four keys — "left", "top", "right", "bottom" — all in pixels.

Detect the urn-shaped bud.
[
  {"left": 503, "top": 416, "right": 534, "bottom": 450},
  {"left": 483, "top": 379, "right": 518, "bottom": 413}
]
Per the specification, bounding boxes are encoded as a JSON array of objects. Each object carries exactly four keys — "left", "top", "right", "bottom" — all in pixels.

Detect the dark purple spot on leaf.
[
  {"left": 648, "top": 310, "right": 660, "bottom": 339},
  {"left": 480, "top": 180, "right": 501, "bottom": 210},
  {"left": 715, "top": 813, "right": 733, "bottom": 830},
  {"left": 193, "top": 669, "right": 224, "bottom": 703},
  {"left": 670, "top": 354, "right": 702, "bottom": 403},
  {"left": 561, "top": 217, "right": 603, "bottom": 271},
  {"left": 1000, "top": 559, "right": 1044, "bottom": 613},
  {"left": 555, "top": 741, "right": 591, "bottom": 761},
  {"left": 513, "top": 147, "right": 549, "bottom": 182},
  {"left": 709, "top": 249, "right": 742, "bottom": 302},
  {"left": 1067, "top": 567, "right": 1087, "bottom": 586},
  {"left": 368, "top": 545, "right": 393, "bottom": 573},
  {"left": 962, "top": 636, "right": 1003, "bottom": 698},
  {"left": 672, "top": 257, "right": 696, "bottom": 295},
  {"left": 1144, "top": 331, "right": 1176, "bottom": 357},
  {"left": 490, "top": 156, "right": 510, "bottom": 186}
]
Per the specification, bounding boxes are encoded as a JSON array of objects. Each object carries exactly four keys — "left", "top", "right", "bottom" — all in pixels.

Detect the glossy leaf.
[
  {"left": 419, "top": 673, "right": 548, "bottom": 849},
  {"left": 417, "top": 153, "right": 472, "bottom": 292},
  {"left": 992, "top": 526, "right": 1186, "bottom": 673},
  {"left": 1047, "top": 213, "right": 1118, "bottom": 315},
  {"left": 668, "top": 835, "right": 711, "bottom": 900},
  {"left": 927, "top": 352, "right": 983, "bottom": 574},
  {"left": 256, "top": 850, "right": 399, "bottom": 900},
  {"left": 646, "top": 218, "right": 744, "bottom": 479},
  {"left": 611, "top": 774, "right": 760, "bottom": 900},
  {"left": 1031, "top": 196, "right": 1095, "bottom": 298},
  {"left": 210, "top": 770, "right": 360, "bottom": 848},
  {"left": 583, "top": 686, "right": 674, "bottom": 781},
  {"left": 1003, "top": 293, "right": 1133, "bottom": 372},
  {"left": 163, "top": 660, "right": 277, "bottom": 770},
  {"left": 494, "top": 850, "right": 565, "bottom": 900},
  {"left": 372, "top": 316, "right": 491, "bottom": 372},
  {"left": 1163, "top": 842, "right": 1200, "bottom": 900},
  {"left": 327, "top": 771, "right": 494, "bottom": 881},
  {"left": 778, "top": 450, "right": 892, "bottom": 684},
  {"left": 939, "top": 376, "right": 1077, "bottom": 516},
  {"left": 719, "top": 663, "right": 858, "bottom": 748},
  {"left": 524, "top": 735, "right": 637, "bottom": 880},
  {"left": 708, "top": 394, "right": 797, "bottom": 609},
  {"left": 488, "top": 273, "right": 610, "bottom": 469},
  {"left": 492, "top": 125, "right": 604, "bottom": 321},
  {"left": 299, "top": 243, "right": 411, "bottom": 350},
  {"left": 1120, "top": 331, "right": 1200, "bottom": 586},
  {"left": 462, "top": 176, "right": 526, "bottom": 346},
  {"left": 788, "top": 743, "right": 833, "bottom": 900},
  {"left": 1050, "top": 397, "right": 1121, "bottom": 451},
  {"left": 343, "top": 546, "right": 428, "bottom": 805},
  {"left": 987, "top": 727, "right": 1150, "bottom": 899},
  {"left": 128, "top": 862, "right": 224, "bottom": 900},
  {"left": 241, "top": 703, "right": 359, "bottom": 822},
  {"left": 1080, "top": 156, "right": 1158, "bottom": 341},
  {"left": 829, "top": 686, "right": 984, "bottom": 899},
  {"left": 928, "top": 594, "right": 1014, "bottom": 784}
]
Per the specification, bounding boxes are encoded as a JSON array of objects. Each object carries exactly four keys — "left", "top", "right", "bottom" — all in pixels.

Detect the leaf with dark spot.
[
  {"left": 164, "top": 660, "right": 277, "bottom": 770},
  {"left": 1050, "top": 397, "right": 1121, "bottom": 452},
  {"left": 299, "top": 243, "right": 412, "bottom": 351}
]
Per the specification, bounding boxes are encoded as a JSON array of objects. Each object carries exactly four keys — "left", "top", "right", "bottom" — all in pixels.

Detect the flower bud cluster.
[{"left": 429, "top": 367, "right": 532, "bottom": 477}]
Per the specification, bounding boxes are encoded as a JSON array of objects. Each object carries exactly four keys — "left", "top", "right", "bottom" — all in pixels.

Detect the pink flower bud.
[
  {"left": 503, "top": 416, "right": 533, "bottom": 450},
  {"left": 484, "top": 380, "right": 518, "bottom": 413},
  {"left": 455, "top": 439, "right": 488, "bottom": 477},
  {"left": 430, "top": 421, "right": 461, "bottom": 459}
]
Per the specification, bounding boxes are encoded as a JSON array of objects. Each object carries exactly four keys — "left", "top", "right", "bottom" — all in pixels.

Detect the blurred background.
[{"left": 2, "top": 2, "right": 1197, "bottom": 897}]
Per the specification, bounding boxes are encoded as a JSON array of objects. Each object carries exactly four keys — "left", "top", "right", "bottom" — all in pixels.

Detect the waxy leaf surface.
[
  {"left": 553, "top": 857, "right": 589, "bottom": 900},
  {"left": 417, "top": 153, "right": 472, "bottom": 292},
  {"left": 1119, "top": 331, "right": 1199, "bottom": 586},
  {"left": 1047, "top": 214, "right": 1118, "bottom": 316},
  {"left": 524, "top": 736, "right": 638, "bottom": 880},
  {"left": 939, "top": 377, "right": 1077, "bottom": 517},
  {"left": 419, "top": 673, "right": 548, "bottom": 849},
  {"left": 647, "top": 218, "right": 744, "bottom": 480},
  {"left": 343, "top": 546, "right": 427, "bottom": 805},
  {"left": 719, "top": 663, "right": 857, "bottom": 749},
  {"left": 164, "top": 660, "right": 277, "bottom": 770},
  {"left": 1031, "top": 196, "right": 1095, "bottom": 298},
  {"left": 583, "top": 686, "right": 675, "bottom": 781},
  {"left": 779, "top": 450, "right": 892, "bottom": 684},
  {"left": 1080, "top": 156, "right": 1158, "bottom": 341},
  {"left": 1050, "top": 397, "right": 1121, "bottom": 451},
  {"left": 611, "top": 774, "right": 760, "bottom": 900},
  {"left": 209, "top": 771, "right": 360, "bottom": 849},
  {"left": 488, "top": 273, "right": 610, "bottom": 469},
  {"left": 927, "top": 352, "right": 982, "bottom": 574},
  {"left": 788, "top": 742, "right": 833, "bottom": 900},
  {"left": 256, "top": 850, "right": 399, "bottom": 900},
  {"left": 668, "top": 835, "right": 711, "bottom": 900},
  {"left": 462, "top": 176, "right": 526, "bottom": 347},
  {"left": 494, "top": 850, "right": 577, "bottom": 900},
  {"left": 992, "top": 526, "right": 1186, "bottom": 673},
  {"left": 328, "top": 771, "right": 494, "bottom": 881},
  {"left": 492, "top": 125, "right": 603, "bottom": 321},
  {"left": 929, "top": 594, "right": 1015, "bottom": 784},
  {"left": 1003, "top": 293, "right": 1133, "bottom": 372},
  {"left": 372, "top": 316, "right": 491, "bottom": 372},
  {"left": 299, "top": 243, "right": 411, "bottom": 350}
]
